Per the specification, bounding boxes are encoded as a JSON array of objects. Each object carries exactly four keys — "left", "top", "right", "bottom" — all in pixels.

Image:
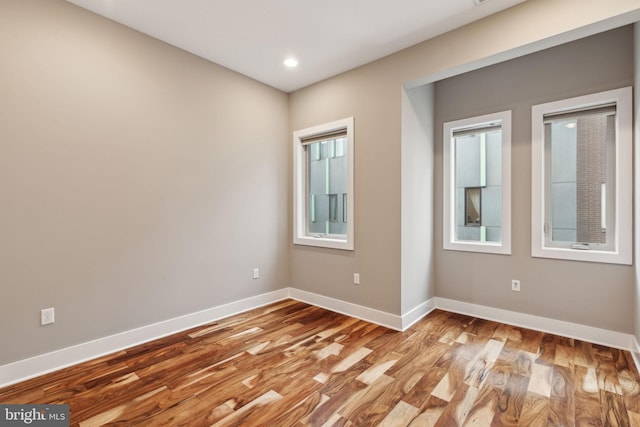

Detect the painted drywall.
[
  {"left": 290, "top": 69, "right": 404, "bottom": 314},
  {"left": 401, "top": 85, "right": 435, "bottom": 314},
  {"left": 434, "top": 27, "right": 634, "bottom": 334},
  {"left": 635, "top": 23, "right": 640, "bottom": 347},
  {"left": 0, "top": 0, "right": 289, "bottom": 365},
  {"left": 290, "top": 0, "right": 640, "bottom": 321}
]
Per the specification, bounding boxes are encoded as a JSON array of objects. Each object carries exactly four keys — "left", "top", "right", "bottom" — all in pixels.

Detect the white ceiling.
[{"left": 66, "top": 0, "right": 526, "bottom": 93}]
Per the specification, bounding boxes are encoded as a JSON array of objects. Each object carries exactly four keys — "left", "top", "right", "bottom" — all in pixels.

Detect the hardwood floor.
[{"left": 1, "top": 300, "right": 639, "bottom": 426}]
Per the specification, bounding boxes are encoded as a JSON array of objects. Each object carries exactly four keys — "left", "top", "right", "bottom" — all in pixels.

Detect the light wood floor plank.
[
  {"left": 491, "top": 373, "right": 529, "bottom": 426},
  {"left": 575, "top": 365, "right": 604, "bottom": 426},
  {"left": 519, "top": 392, "right": 550, "bottom": 427},
  {"left": 548, "top": 364, "right": 576, "bottom": 427},
  {"left": 463, "top": 385, "right": 501, "bottom": 426},
  {"left": 378, "top": 400, "right": 419, "bottom": 427}
]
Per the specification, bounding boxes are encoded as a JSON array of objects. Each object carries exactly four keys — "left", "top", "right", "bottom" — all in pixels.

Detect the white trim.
[
  {"left": 293, "top": 117, "right": 355, "bottom": 251},
  {"left": 289, "top": 289, "right": 437, "bottom": 332},
  {"left": 2, "top": 291, "right": 636, "bottom": 388},
  {"left": 531, "top": 87, "right": 633, "bottom": 265},
  {"left": 443, "top": 110, "right": 512, "bottom": 254},
  {"left": 435, "top": 297, "right": 634, "bottom": 351},
  {"left": 0, "top": 289, "right": 288, "bottom": 389},
  {"left": 632, "top": 336, "right": 640, "bottom": 374},
  {"left": 288, "top": 288, "right": 404, "bottom": 331},
  {"left": 401, "top": 298, "right": 437, "bottom": 330}
]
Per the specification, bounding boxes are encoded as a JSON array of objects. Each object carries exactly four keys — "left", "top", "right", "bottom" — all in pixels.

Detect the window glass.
[
  {"left": 454, "top": 128, "right": 502, "bottom": 243},
  {"left": 545, "top": 111, "right": 614, "bottom": 249},
  {"left": 307, "top": 137, "right": 348, "bottom": 236},
  {"left": 443, "top": 111, "right": 511, "bottom": 254},
  {"left": 464, "top": 187, "right": 481, "bottom": 226}
]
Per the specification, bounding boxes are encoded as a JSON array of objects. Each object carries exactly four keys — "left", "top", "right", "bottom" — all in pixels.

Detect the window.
[
  {"left": 293, "top": 117, "right": 354, "bottom": 250},
  {"left": 465, "top": 187, "right": 482, "bottom": 226},
  {"left": 443, "top": 111, "right": 511, "bottom": 254},
  {"left": 531, "top": 87, "right": 632, "bottom": 264}
]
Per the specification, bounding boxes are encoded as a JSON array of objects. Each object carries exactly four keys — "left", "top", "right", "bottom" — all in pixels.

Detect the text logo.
[{"left": 0, "top": 405, "right": 69, "bottom": 426}]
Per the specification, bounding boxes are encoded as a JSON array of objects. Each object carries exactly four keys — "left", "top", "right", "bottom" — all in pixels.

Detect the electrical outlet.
[
  {"left": 511, "top": 279, "right": 521, "bottom": 292},
  {"left": 353, "top": 273, "right": 360, "bottom": 285},
  {"left": 41, "top": 307, "right": 55, "bottom": 325},
  {"left": 253, "top": 268, "right": 259, "bottom": 279}
]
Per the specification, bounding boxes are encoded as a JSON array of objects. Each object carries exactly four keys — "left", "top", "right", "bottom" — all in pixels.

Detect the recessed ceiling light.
[{"left": 284, "top": 58, "right": 299, "bottom": 68}]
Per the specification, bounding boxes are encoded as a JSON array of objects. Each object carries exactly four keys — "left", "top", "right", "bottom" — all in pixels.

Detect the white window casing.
[
  {"left": 293, "top": 117, "right": 354, "bottom": 250},
  {"left": 531, "top": 87, "right": 632, "bottom": 265},
  {"left": 443, "top": 110, "right": 512, "bottom": 254}
]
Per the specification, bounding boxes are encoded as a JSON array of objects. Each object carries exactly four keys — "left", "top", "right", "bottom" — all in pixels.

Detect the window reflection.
[{"left": 465, "top": 187, "right": 481, "bottom": 226}]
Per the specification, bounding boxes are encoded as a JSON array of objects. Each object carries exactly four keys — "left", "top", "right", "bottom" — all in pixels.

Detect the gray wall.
[
  {"left": 0, "top": 0, "right": 290, "bottom": 365},
  {"left": 290, "top": 72, "right": 404, "bottom": 314},
  {"left": 635, "top": 23, "right": 640, "bottom": 347},
  {"left": 434, "top": 27, "right": 634, "bottom": 333}
]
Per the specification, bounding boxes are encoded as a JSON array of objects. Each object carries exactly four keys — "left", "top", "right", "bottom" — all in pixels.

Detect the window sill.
[
  {"left": 444, "top": 240, "right": 511, "bottom": 255},
  {"left": 532, "top": 246, "right": 631, "bottom": 265},
  {"left": 294, "top": 235, "right": 354, "bottom": 251}
]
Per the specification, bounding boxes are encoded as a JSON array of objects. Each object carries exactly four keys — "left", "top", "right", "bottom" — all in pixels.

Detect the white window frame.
[
  {"left": 443, "top": 110, "right": 512, "bottom": 254},
  {"left": 531, "top": 87, "right": 632, "bottom": 265},
  {"left": 293, "top": 117, "right": 354, "bottom": 250}
]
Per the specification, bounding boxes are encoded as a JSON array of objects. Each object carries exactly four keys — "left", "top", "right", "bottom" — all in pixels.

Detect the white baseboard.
[
  {"left": 288, "top": 288, "right": 405, "bottom": 331},
  {"left": 2, "top": 289, "right": 637, "bottom": 388},
  {"left": 632, "top": 336, "right": 640, "bottom": 374},
  {"left": 401, "top": 298, "right": 437, "bottom": 330},
  {"left": 0, "top": 289, "right": 288, "bottom": 388},
  {"left": 435, "top": 297, "right": 634, "bottom": 351}
]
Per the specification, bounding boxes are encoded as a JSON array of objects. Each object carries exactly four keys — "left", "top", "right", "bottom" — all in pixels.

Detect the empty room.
[{"left": 1, "top": 0, "right": 640, "bottom": 425}]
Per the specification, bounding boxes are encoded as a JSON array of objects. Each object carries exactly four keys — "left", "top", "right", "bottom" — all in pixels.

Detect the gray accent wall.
[
  {"left": 0, "top": 0, "right": 290, "bottom": 365},
  {"left": 434, "top": 27, "right": 634, "bottom": 333}
]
